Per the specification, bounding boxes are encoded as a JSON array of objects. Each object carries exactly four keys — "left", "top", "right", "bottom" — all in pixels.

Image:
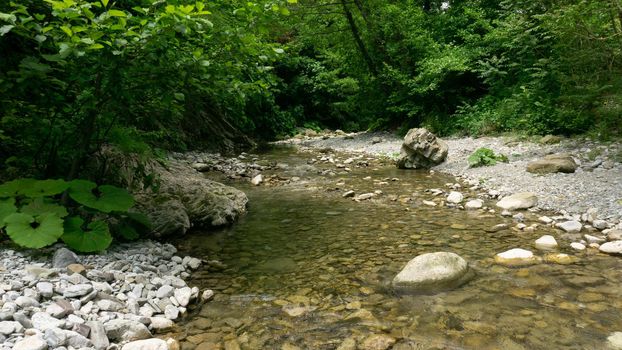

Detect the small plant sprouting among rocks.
[
  {"left": 468, "top": 148, "right": 509, "bottom": 167},
  {"left": 0, "top": 179, "right": 150, "bottom": 252}
]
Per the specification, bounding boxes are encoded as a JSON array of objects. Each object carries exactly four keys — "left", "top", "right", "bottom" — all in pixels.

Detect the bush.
[{"left": 468, "top": 148, "right": 508, "bottom": 167}]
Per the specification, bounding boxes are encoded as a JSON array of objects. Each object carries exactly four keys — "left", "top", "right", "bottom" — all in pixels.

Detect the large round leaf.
[
  {"left": 4, "top": 212, "right": 64, "bottom": 248},
  {"left": 62, "top": 216, "right": 113, "bottom": 252},
  {"left": 69, "top": 180, "right": 134, "bottom": 213},
  {"left": 20, "top": 179, "right": 69, "bottom": 197},
  {"left": 0, "top": 178, "right": 36, "bottom": 197},
  {"left": 21, "top": 198, "right": 69, "bottom": 218},
  {"left": 0, "top": 198, "right": 17, "bottom": 225}
]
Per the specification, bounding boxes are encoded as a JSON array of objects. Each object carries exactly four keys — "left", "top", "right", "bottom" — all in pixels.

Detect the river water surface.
[{"left": 174, "top": 147, "right": 622, "bottom": 350}]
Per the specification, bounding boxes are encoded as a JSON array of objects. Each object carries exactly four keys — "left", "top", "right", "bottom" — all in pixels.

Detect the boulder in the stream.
[
  {"left": 89, "top": 148, "right": 248, "bottom": 238},
  {"left": 392, "top": 252, "right": 474, "bottom": 294},
  {"left": 396, "top": 128, "right": 448, "bottom": 169},
  {"left": 526, "top": 154, "right": 577, "bottom": 174}
]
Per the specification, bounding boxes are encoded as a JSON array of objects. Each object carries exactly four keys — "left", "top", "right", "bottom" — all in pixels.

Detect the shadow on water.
[{"left": 174, "top": 146, "right": 622, "bottom": 350}]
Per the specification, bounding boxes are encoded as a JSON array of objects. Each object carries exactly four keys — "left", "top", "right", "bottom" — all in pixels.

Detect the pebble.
[
  {"left": 584, "top": 234, "right": 606, "bottom": 244},
  {"left": 570, "top": 242, "right": 586, "bottom": 251},
  {"left": 174, "top": 287, "right": 192, "bottom": 307},
  {"left": 36, "top": 282, "right": 54, "bottom": 298},
  {"left": 556, "top": 220, "right": 582, "bottom": 233},
  {"left": 446, "top": 191, "right": 463, "bottom": 204},
  {"left": 608, "top": 332, "right": 622, "bottom": 350},
  {"left": 599, "top": 241, "right": 622, "bottom": 255},
  {"left": 494, "top": 249, "right": 541, "bottom": 267},
  {"left": 535, "top": 235, "right": 558, "bottom": 250},
  {"left": 14, "top": 335, "right": 48, "bottom": 350},
  {"left": 121, "top": 338, "right": 168, "bottom": 350},
  {"left": 465, "top": 199, "right": 483, "bottom": 210}
]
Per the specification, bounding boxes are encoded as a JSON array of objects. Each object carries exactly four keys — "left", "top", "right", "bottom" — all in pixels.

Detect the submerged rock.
[
  {"left": 396, "top": 128, "right": 448, "bottom": 169},
  {"left": 544, "top": 253, "right": 578, "bottom": 265},
  {"left": 465, "top": 199, "right": 483, "bottom": 210},
  {"left": 446, "top": 191, "right": 463, "bottom": 204},
  {"left": 496, "top": 193, "right": 538, "bottom": 211},
  {"left": 392, "top": 252, "right": 473, "bottom": 294}
]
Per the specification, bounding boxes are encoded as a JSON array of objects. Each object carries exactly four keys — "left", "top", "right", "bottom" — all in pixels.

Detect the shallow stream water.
[{"left": 174, "top": 147, "right": 622, "bottom": 350}]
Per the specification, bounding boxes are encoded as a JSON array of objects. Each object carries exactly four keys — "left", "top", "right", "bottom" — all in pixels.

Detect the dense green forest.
[{"left": 1, "top": 0, "right": 622, "bottom": 178}]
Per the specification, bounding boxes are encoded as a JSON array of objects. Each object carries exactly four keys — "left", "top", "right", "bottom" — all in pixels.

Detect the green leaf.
[
  {"left": 0, "top": 178, "right": 36, "bottom": 197},
  {"left": 21, "top": 198, "right": 68, "bottom": 218},
  {"left": 20, "top": 179, "right": 69, "bottom": 197},
  {"left": 62, "top": 217, "right": 112, "bottom": 252},
  {"left": 0, "top": 198, "right": 17, "bottom": 225},
  {"left": 107, "top": 9, "right": 126, "bottom": 17},
  {"left": 4, "top": 212, "right": 64, "bottom": 249},
  {"left": 0, "top": 13, "right": 16, "bottom": 23},
  {"left": 60, "top": 25, "right": 72, "bottom": 37},
  {"left": 69, "top": 180, "right": 134, "bottom": 213},
  {"left": 279, "top": 7, "right": 290, "bottom": 16},
  {"left": 117, "top": 222, "right": 139, "bottom": 240},
  {"left": 102, "top": 0, "right": 109, "bottom": 7},
  {"left": 174, "top": 92, "right": 185, "bottom": 101},
  {"left": 123, "top": 211, "right": 152, "bottom": 230},
  {"left": 0, "top": 25, "right": 14, "bottom": 36},
  {"left": 287, "top": 0, "right": 297, "bottom": 3}
]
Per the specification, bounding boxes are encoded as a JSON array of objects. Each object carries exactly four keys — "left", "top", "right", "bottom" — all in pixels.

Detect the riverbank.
[
  {"left": 280, "top": 131, "right": 622, "bottom": 224},
  {"left": 0, "top": 241, "right": 209, "bottom": 350}
]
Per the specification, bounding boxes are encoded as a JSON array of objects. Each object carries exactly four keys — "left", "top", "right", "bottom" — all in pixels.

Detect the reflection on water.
[{"left": 175, "top": 147, "right": 622, "bottom": 350}]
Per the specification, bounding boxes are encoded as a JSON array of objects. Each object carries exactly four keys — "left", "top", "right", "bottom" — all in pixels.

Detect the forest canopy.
[{"left": 1, "top": 0, "right": 621, "bottom": 178}]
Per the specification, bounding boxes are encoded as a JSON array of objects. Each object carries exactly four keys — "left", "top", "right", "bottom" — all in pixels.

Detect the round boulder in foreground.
[{"left": 392, "top": 252, "right": 474, "bottom": 294}]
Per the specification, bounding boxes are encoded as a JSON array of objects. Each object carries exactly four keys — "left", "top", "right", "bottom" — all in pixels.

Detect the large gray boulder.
[
  {"left": 392, "top": 252, "right": 474, "bottom": 294},
  {"left": 526, "top": 154, "right": 577, "bottom": 174},
  {"left": 396, "top": 128, "right": 448, "bottom": 169},
  {"left": 134, "top": 160, "right": 248, "bottom": 236},
  {"left": 89, "top": 148, "right": 248, "bottom": 237}
]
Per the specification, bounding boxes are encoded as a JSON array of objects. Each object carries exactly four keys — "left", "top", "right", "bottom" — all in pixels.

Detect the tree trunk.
[{"left": 340, "top": 0, "right": 377, "bottom": 75}]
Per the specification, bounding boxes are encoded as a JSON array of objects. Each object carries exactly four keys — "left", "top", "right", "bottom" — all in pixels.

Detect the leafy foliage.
[
  {"left": 4, "top": 213, "right": 64, "bottom": 249},
  {"left": 468, "top": 148, "right": 508, "bottom": 168},
  {"left": 0, "top": 178, "right": 146, "bottom": 252},
  {"left": 68, "top": 181, "right": 134, "bottom": 213},
  {"left": 62, "top": 217, "right": 113, "bottom": 253}
]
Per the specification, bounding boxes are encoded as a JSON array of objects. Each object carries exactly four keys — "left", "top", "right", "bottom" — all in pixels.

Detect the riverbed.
[{"left": 175, "top": 146, "right": 622, "bottom": 350}]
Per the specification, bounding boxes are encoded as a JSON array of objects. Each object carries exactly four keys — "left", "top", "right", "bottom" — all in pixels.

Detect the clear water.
[{"left": 174, "top": 147, "right": 622, "bottom": 350}]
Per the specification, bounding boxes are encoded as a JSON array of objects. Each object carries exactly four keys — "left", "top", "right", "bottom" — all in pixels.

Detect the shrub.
[{"left": 468, "top": 148, "right": 508, "bottom": 167}]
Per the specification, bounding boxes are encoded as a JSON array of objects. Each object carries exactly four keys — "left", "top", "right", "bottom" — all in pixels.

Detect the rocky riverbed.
[
  {"left": 0, "top": 242, "right": 210, "bottom": 350},
  {"left": 281, "top": 130, "right": 622, "bottom": 222}
]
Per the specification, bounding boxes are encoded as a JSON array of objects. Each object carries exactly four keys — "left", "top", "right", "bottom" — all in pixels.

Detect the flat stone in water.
[{"left": 254, "top": 257, "right": 298, "bottom": 273}]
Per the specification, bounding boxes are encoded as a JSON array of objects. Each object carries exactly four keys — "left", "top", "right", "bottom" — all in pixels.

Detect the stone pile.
[{"left": 0, "top": 242, "right": 211, "bottom": 350}]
